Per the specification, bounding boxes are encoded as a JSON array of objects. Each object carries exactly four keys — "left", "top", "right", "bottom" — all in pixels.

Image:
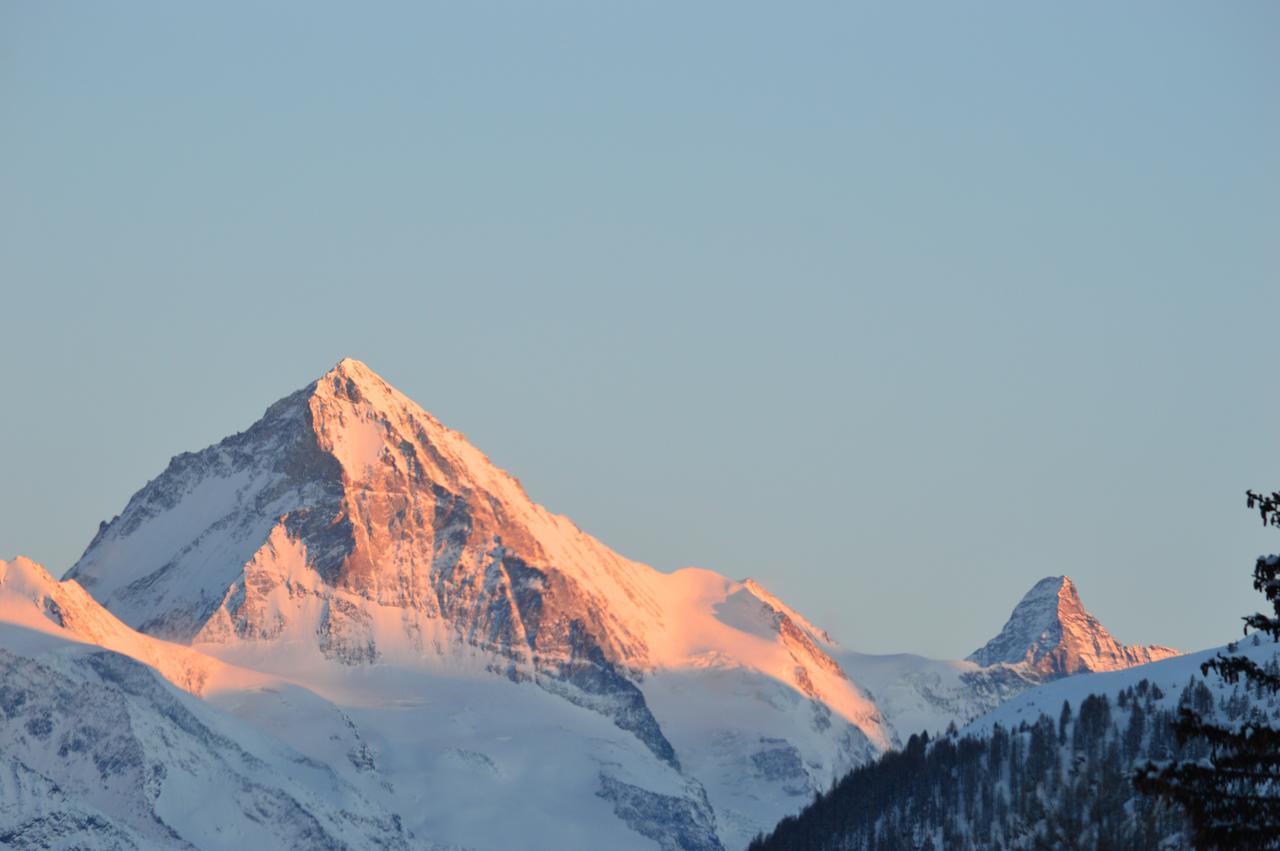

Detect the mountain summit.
[
  {"left": 967, "top": 575, "right": 1179, "bottom": 677},
  {"left": 64, "top": 357, "right": 888, "bottom": 849}
]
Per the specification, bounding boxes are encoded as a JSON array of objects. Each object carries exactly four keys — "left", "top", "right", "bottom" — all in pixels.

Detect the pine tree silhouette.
[{"left": 1134, "top": 489, "right": 1280, "bottom": 849}]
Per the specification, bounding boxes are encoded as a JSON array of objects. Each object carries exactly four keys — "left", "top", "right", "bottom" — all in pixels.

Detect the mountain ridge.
[{"left": 7, "top": 357, "right": 1185, "bottom": 849}]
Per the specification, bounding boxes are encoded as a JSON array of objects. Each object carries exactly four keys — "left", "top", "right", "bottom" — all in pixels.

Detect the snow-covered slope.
[
  {"left": 0, "top": 556, "right": 273, "bottom": 698},
  {"left": 2, "top": 555, "right": 745, "bottom": 850},
  {"left": 968, "top": 575, "right": 1180, "bottom": 677},
  {"left": 0, "top": 557, "right": 420, "bottom": 850},
  {"left": 60, "top": 358, "right": 888, "bottom": 849},
  {"left": 967, "top": 633, "right": 1279, "bottom": 737},
  {"left": 837, "top": 651, "right": 1038, "bottom": 743}
]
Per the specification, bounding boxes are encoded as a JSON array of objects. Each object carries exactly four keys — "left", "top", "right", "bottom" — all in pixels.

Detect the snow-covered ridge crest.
[
  {"left": 967, "top": 575, "right": 1179, "bottom": 677},
  {"left": 0, "top": 555, "right": 270, "bottom": 698}
]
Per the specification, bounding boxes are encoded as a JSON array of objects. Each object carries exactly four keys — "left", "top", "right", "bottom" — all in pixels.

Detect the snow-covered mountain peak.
[
  {"left": 62, "top": 359, "right": 893, "bottom": 844},
  {"left": 328, "top": 355, "right": 380, "bottom": 381},
  {"left": 967, "top": 575, "right": 1179, "bottom": 677},
  {"left": 1010, "top": 574, "right": 1080, "bottom": 629},
  {"left": 67, "top": 358, "right": 663, "bottom": 661}
]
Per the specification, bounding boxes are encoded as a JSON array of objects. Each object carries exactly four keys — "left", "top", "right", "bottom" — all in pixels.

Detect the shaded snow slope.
[
  {"left": 837, "top": 651, "right": 1039, "bottom": 743},
  {"left": 0, "top": 560, "right": 419, "bottom": 850}
]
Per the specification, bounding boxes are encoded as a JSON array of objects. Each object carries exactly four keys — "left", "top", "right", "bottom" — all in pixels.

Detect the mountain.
[
  {"left": 60, "top": 358, "right": 888, "bottom": 849},
  {"left": 968, "top": 575, "right": 1180, "bottom": 677},
  {"left": 5, "top": 359, "right": 1183, "bottom": 849},
  {"left": 834, "top": 576, "right": 1178, "bottom": 744}
]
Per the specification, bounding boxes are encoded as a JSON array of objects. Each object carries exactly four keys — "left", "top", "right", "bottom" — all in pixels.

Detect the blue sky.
[{"left": 2, "top": 2, "right": 1277, "bottom": 657}]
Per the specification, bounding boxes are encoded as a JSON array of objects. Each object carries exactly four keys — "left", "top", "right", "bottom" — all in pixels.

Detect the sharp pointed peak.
[
  {"left": 1017, "top": 575, "right": 1080, "bottom": 607},
  {"left": 321, "top": 356, "right": 386, "bottom": 385},
  {"left": 969, "top": 574, "right": 1179, "bottom": 676},
  {"left": 310, "top": 357, "right": 411, "bottom": 411},
  {"left": 1024, "top": 574, "right": 1072, "bottom": 593}
]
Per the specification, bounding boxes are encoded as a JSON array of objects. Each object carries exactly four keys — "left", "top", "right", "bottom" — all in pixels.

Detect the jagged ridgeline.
[{"left": 749, "top": 640, "right": 1280, "bottom": 851}]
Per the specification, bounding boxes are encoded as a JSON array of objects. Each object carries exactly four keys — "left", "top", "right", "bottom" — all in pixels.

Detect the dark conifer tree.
[{"left": 1135, "top": 489, "right": 1280, "bottom": 849}]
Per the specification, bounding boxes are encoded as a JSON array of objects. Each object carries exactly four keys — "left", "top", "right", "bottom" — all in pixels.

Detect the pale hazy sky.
[{"left": 2, "top": 2, "right": 1277, "bottom": 658}]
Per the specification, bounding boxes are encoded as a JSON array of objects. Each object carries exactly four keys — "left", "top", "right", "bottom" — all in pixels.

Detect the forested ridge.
[{"left": 751, "top": 653, "right": 1280, "bottom": 851}]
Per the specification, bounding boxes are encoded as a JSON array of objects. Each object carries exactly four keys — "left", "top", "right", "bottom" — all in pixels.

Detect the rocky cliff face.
[
  {"left": 967, "top": 575, "right": 1179, "bottom": 677},
  {"left": 69, "top": 360, "right": 653, "bottom": 665}
]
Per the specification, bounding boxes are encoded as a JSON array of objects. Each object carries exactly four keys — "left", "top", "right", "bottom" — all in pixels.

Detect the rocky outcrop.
[{"left": 596, "top": 773, "right": 724, "bottom": 851}]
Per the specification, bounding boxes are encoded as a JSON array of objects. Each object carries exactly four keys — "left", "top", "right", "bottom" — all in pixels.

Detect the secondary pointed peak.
[{"left": 968, "top": 574, "right": 1178, "bottom": 677}]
